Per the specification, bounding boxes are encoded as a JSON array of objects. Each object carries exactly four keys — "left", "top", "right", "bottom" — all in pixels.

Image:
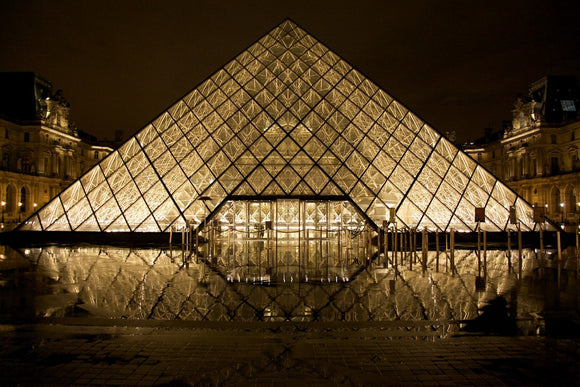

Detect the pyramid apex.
[{"left": 276, "top": 18, "right": 300, "bottom": 31}]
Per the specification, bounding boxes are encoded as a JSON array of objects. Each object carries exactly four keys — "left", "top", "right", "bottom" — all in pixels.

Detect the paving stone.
[{"left": 0, "top": 322, "right": 578, "bottom": 385}]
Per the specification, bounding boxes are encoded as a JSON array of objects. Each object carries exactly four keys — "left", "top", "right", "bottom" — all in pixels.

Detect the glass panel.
[
  {"left": 153, "top": 199, "right": 181, "bottom": 232},
  {"left": 417, "top": 165, "right": 442, "bottom": 194},
  {"left": 75, "top": 214, "right": 100, "bottom": 232},
  {"left": 107, "top": 165, "right": 133, "bottom": 194},
  {"left": 143, "top": 181, "right": 170, "bottom": 213},
  {"left": 172, "top": 181, "right": 197, "bottom": 211},
  {"left": 304, "top": 166, "right": 329, "bottom": 194},
  {"left": 105, "top": 214, "right": 130, "bottom": 232},
  {"left": 291, "top": 150, "right": 315, "bottom": 176},
  {"left": 436, "top": 181, "right": 462, "bottom": 214},
  {"left": 453, "top": 200, "right": 476, "bottom": 231},
  {"left": 133, "top": 166, "right": 160, "bottom": 194},
  {"left": 345, "top": 150, "right": 369, "bottom": 177},
  {"left": 80, "top": 165, "right": 105, "bottom": 194},
  {"left": 163, "top": 165, "right": 188, "bottom": 194},
  {"left": 67, "top": 196, "right": 94, "bottom": 230},
  {"left": 277, "top": 166, "right": 301, "bottom": 194},
  {"left": 37, "top": 199, "right": 66, "bottom": 230},
  {"left": 372, "top": 151, "right": 397, "bottom": 179},
  {"left": 59, "top": 181, "right": 85, "bottom": 212},
  {"left": 388, "top": 165, "right": 414, "bottom": 196},
  {"left": 407, "top": 182, "right": 432, "bottom": 213},
  {"left": 515, "top": 197, "right": 535, "bottom": 231},
  {"left": 87, "top": 181, "right": 114, "bottom": 212},
  {"left": 247, "top": 166, "right": 272, "bottom": 195},
  {"left": 95, "top": 198, "right": 124, "bottom": 231},
  {"left": 115, "top": 181, "right": 141, "bottom": 212},
  {"left": 464, "top": 180, "right": 489, "bottom": 208},
  {"left": 361, "top": 165, "right": 385, "bottom": 193},
  {"left": 424, "top": 198, "right": 453, "bottom": 231},
  {"left": 152, "top": 151, "right": 177, "bottom": 178},
  {"left": 124, "top": 197, "right": 150, "bottom": 231},
  {"left": 46, "top": 214, "right": 71, "bottom": 231}
]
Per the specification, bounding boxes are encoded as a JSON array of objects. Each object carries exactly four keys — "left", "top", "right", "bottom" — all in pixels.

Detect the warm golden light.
[{"left": 17, "top": 20, "right": 547, "bottom": 234}]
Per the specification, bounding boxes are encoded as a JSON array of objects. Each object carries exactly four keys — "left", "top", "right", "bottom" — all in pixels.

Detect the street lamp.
[
  {"left": 560, "top": 202, "right": 565, "bottom": 225},
  {"left": 1, "top": 201, "right": 5, "bottom": 227},
  {"left": 18, "top": 202, "right": 22, "bottom": 222}
]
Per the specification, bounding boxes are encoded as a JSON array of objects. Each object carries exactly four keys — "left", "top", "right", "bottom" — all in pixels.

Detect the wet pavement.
[
  {"left": 0, "top": 319, "right": 578, "bottom": 386},
  {"left": 1, "top": 244, "right": 579, "bottom": 385}
]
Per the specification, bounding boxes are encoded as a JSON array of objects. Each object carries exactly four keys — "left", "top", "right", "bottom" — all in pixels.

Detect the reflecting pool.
[{"left": 0, "top": 244, "right": 578, "bottom": 336}]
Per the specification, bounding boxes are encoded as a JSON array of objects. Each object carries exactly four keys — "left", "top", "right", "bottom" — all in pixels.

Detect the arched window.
[
  {"left": 20, "top": 187, "right": 27, "bottom": 213},
  {"left": 551, "top": 187, "right": 561, "bottom": 214},
  {"left": 6, "top": 185, "right": 15, "bottom": 214},
  {"left": 550, "top": 156, "right": 560, "bottom": 175},
  {"left": 565, "top": 185, "right": 576, "bottom": 214}
]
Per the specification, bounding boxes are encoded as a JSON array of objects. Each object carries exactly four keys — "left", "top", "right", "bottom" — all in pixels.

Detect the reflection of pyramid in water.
[{"left": 21, "top": 19, "right": 539, "bottom": 233}]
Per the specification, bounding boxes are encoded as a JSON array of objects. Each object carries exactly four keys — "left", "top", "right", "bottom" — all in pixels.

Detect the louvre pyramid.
[{"left": 20, "top": 20, "right": 541, "bottom": 233}]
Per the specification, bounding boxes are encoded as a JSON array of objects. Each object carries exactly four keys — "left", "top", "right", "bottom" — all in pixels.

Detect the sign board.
[
  {"left": 389, "top": 208, "right": 396, "bottom": 223},
  {"left": 533, "top": 206, "right": 546, "bottom": 223},
  {"left": 474, "top": 207, "right": 485, "bottom": 222},
  {"left": 509, "top": 206, "right": 517, "bottom": 224}
]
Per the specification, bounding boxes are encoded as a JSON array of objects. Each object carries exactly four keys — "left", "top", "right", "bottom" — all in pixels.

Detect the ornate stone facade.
[
  {"left": 0, "top": 72, "right": 113, "bottom": 229},
  {"left": 464, "top": 76, "right": 580, "bottom": 230}
]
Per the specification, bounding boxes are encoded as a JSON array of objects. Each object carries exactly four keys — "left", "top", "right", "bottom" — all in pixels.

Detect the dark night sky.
[{"left": 1, "top": 0, "right": 580, "bottom": 144}]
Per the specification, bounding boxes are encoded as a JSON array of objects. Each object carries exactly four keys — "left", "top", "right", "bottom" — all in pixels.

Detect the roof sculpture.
[{"left": 19, "top": 19, "right": 543, "bottom": 233}]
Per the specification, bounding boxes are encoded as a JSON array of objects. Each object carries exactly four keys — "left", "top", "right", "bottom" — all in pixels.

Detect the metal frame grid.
[{"left": 18, "top": 20, "right": 544, "bottom": 233}]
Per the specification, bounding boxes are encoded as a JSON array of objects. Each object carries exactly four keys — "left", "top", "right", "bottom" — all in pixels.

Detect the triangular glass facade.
[{"left": 19, "top": 20, "right": 542, "bottom": 233}]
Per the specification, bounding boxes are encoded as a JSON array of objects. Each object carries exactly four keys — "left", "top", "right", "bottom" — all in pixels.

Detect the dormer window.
[{"left": 561, "top": 100, "right": 576, "bottom": 112}]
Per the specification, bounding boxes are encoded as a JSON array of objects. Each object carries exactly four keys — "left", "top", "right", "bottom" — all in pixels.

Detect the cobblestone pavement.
[{"left": 0, "top": 320, "right": 577, "bottom": 386}]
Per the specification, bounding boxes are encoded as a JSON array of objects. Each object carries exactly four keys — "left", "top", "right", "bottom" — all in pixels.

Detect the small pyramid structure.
[{"left": 19, "top": 20, "right": 542, "bottom": 233}]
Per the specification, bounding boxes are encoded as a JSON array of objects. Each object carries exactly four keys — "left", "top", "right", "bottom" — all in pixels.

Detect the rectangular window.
[
  {"left": 561, "top": 100, "right": 576, "bottom": 112},
  {"left": 551, "top": 157, "right": 559, "bottom": 174},
  {"left": 94, "top": 151, "right": 99, "bottom": 160}
]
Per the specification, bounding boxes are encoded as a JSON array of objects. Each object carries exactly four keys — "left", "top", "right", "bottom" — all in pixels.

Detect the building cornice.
[
  {"left": 40, "top": 125, "right": 81, "bottom": 143},
  {"left": 90, "top": 145, "right": 114, "bottom": 152},
  {"left": 501, "top": 128, "right": 540, "bottom": 144}
]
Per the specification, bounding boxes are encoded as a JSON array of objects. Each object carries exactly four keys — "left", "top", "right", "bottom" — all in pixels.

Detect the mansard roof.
[{"left": 18, "top": 19, "right": 543, "bottom": 233}]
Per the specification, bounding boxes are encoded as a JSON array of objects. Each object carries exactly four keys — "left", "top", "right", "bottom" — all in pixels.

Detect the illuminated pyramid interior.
[{"left": 19, "top": 19, "right": 541, "bottom": 234}]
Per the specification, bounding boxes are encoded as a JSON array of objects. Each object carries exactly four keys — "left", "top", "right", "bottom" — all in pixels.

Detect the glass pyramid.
[{"left": 19, "top": 20, "right": 543, "bottom": 233}]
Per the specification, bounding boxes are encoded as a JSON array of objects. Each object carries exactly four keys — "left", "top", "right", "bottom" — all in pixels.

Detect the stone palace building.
[
  {"left": 0, "top": 72, "right": 113, "bottom": 229},
  {"left": 463, "top": 75, "right": 580, "bottom": 231}
]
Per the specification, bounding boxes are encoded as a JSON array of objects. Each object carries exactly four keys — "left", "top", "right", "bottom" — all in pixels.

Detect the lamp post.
[
  {"left": 560, "top": 202, "right": 565, "bottom": 226},
  {"left": 18, "top": 202, "right": 22, "bottom": 223},
  {"left": 1, "top": 201, "right": 4, "bottom": 229}
]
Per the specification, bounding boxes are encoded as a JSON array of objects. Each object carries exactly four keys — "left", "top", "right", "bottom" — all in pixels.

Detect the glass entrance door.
[{"left": 206, "top": 199, "right": 376, "bottom": 283}]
